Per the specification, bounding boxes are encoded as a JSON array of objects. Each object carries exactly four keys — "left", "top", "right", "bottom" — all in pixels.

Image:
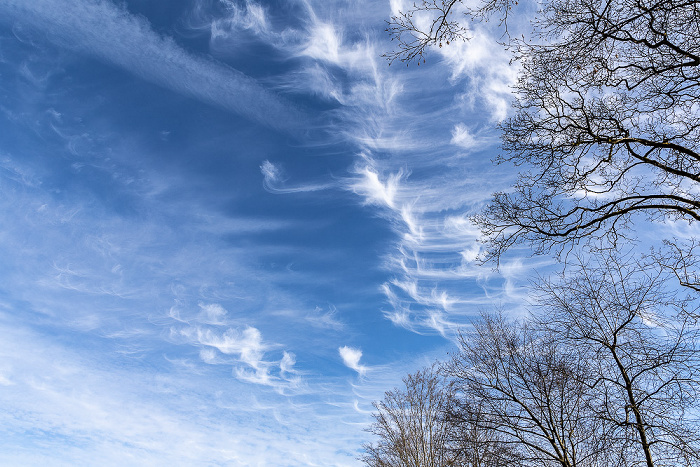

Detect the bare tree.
[
  {"left": 653, "top": 238, "right": 700, "bottom": 294},
  {"left": 386, "top": 0, "right": 700, "bottom": 270},
  {"left": 361, "top": 365, "right": 462, "bottom": 467},
  {"left": 365, "top": 254, "right": 700, "bottom": 466},
  {"left": 384, "top": 0, "right": 516, "bottom": 65},
  {"left": 362, "top": 363, "right": 520, "bottom": 466},
  {"left": 444, "top": 399, "right": 524, "bottom": 467},
  {"left": 534, "top": 253, "right": 700, "bottom": 466},
  {"left": 377, "top": 8, "right": 700, "bottom": 463},
  {"left": 447, "top": 312, "right": 603, "bottom": 467},
  {"left": 445, "top": 256, "right": 700, "bottom": 467}
]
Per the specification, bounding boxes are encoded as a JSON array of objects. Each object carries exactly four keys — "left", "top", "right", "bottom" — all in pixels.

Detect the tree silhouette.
[
  {"left": 361, "top": 365, "right": 461, "bottom": 467},
  {"left": 534, "top": 253, "right": 700, "bottom": 466},
  {"left": 387, "top": 0, "right": 700, "bottom": 271}
]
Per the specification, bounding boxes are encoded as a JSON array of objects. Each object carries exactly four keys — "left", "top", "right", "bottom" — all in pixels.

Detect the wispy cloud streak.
[
  {"left": 261, "top": 160, "right": 335, "bottom": 194},
  {"left": 216, "top": 0, "right": 523, "bottom": 335},
  {"left": 252, "top": 0, "right": 531, "bottom": 336},
  {"left": 0, "top": 0, "right": 309, "bottom": 132}
]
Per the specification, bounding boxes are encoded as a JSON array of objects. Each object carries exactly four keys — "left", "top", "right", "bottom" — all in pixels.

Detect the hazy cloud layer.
[{"left": 0, "top": 0, "right": 309, "bottom": 132}]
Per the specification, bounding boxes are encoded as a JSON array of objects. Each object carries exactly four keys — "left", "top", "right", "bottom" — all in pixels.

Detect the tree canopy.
[
  {"left": 387, "top": 0, "right": 700, "bottom": 267},
  {"left": 364, "top": 3, "right": 700, "bottom": 466},
  {"left": 362, "top": 255, "right": 700, "bottom": 466}
]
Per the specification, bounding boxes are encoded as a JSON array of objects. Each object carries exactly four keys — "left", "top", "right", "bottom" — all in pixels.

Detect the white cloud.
[
  {"left": 0, "top": 317, "right": 375, "bottom": 466},
  {"left": 200, "top": 0, "right": 306, "bottom": 54},
  {"left": 296, "top": 63, "right": 344, "bottom": 102},
  {"left": 350, "top": 163, "right": 407, "bottom": 210},
  {"left": 210, "top": 0, "right": 270, "bottom": 40},
  {"left": 389, "top": 0, "right": 406, "bottom": 16},
  {"left": 195, "top": 326, "right": 267, "bottom": 368},
  {"left": 261, "top": 160, "right": 283, "bottom": 184},
  {"left": 451, "top": 123, "right": 480, "bottom": 149},
  {"left": 172, "top": 318, "right": 305, "bottom": 393},
  {"left": 345, "top": 151, "right": 511, "bottom": 335},
  {"left": 225, "top": 1, "right": 527, "bottom": 336},
  {"left": 261, "top": 160, "right": 335, "bottom": 194},
  {"left": 303, "top": 22, "right": 342, "bottom": 64},
  {"left": 199, "top": 347, "right": 220, "bottom": 364},
  {"left": 280, "top": 351, "right": 296, "bottom": 374},
  {"left": 0, "top": 373, "right": 14, "bottom": 386},
  {"left": 339, "top": 345, "right": 366, "bottom": 375},
  {"left": 437, "top": 29, "right": 519, "bottom": 122},
  {"left": 197, "top": 303, "right": 228, "bottom": 325},
  {"left": 0, "top": 0, "right": 306, "bottom": 132},
  {"left": 305, "top": 305, "right": 345, "bottom": 331}
]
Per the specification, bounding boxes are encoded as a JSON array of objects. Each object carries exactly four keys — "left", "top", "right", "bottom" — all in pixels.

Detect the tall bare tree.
[
  {"left": 365, "top": 260, "right": 700, "bottom": 465},
  {"left": 377, "top": 4, "right": 700, "bottom": 464},
  {"left": 534, "top": 253, "right": 700, "bottom": 467},
  {"left": 445, "top": 399, "right": 524, "bottom": 467},
  {"left": 386, "top": 0, "right": 700, "bottom": 271},
  {"left": 447, "top": 312, "right": 603, "bottom": 467}
]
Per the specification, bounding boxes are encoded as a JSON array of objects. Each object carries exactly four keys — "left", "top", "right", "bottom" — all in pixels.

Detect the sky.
[{"left": 0, "top": 0, "right": 542, "bottom": 465}]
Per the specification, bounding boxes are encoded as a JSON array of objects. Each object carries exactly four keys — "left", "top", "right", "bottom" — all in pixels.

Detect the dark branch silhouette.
[{"left": 386, "top": 1, "right": 700, "bottom": 276}]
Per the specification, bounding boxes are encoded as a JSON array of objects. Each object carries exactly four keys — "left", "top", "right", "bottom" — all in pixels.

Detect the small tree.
[
  {"left": 362, "top": 364, "right": 519, "bottom": 466},
  {"left": 361, "top": 365, "right": 461, "bottom": 467}
]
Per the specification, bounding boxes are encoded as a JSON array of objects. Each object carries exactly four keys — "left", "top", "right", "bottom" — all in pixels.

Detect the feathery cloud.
[
  {"left": 261, "top": 160, "right": 334, "bottom": 194},
  {"left": 339, "top": 345, "right": 366, "bottom": 375}
]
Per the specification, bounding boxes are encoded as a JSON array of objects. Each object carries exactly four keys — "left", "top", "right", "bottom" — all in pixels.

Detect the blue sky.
[{"left": 0, "top": 0, "right": 541, "bottom": 465}]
